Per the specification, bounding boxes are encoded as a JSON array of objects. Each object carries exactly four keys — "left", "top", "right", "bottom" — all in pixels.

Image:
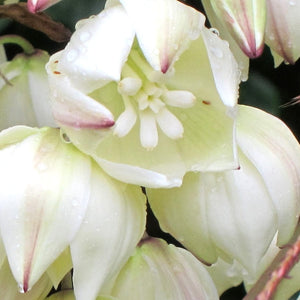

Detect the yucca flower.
[
  {"left": 47, "top": 0, "right": 241, "bottom": 188},
  {"left": 147, "top": 105, "right": 300, "bottom": 284},
  {"left": 0, "top": 126, "right": 146, "bottom": 300}
]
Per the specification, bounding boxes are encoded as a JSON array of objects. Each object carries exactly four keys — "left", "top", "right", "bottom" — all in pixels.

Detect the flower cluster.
[{"left": 0, "top": 0, "right": 299, "bottom": 299}]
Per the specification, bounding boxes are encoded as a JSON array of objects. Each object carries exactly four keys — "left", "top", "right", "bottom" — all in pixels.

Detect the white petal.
[
  {"left": 47, "top": 53, "right": 115, "bottom": 130},
  {"left": 71, "top": 166, "right": 146, "bottom": 300},
  {"left": 120, "top": 0, "right": 205, "bottom": 73},
  {"left": 59, "top": 5, "right": 135, "bottom": 92},
  {"left": 0, "top": 128, "right": 92, "bottom": 291},
  {"left": 201, "top": 27, "right": 240, "bottom": 107}
]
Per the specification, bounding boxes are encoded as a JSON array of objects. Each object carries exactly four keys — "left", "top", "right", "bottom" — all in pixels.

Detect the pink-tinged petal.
[
  {"left": 265, "top": 0, "right": 300, "bottom": 65},
  {"left": 209, "top": 0, "right": 266, "bottom": 58},
  {"left": 27, "top": 0, "right": 62, "bottom": 13},
  {"left": 105, "top": 237, "right": 219, "bottom": 300},
  {"left": 70, "top": 166, "right": 146, "bottom": 300},
  {"left": 47, "top": 53, "right": 115, "bottom": 130},
  {"left": 120, "top": 0, "right": 205, "bottom": 73},
  {"left": 0, "top": 127, "right": 92, "bottom": 291},
  {"left": 0, "top": 259, "right": 53, "bottom": 300},
  {"left": 58, "top": 5, "right": 135, "bottom": 92}
]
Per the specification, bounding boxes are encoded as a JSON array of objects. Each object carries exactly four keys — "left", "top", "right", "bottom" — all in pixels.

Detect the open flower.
[
  {"left": 98, "top": 237, "right": 219, "bottom": 300},
  {"left": 47, "top": 0, "right": 241, "bottom": 188},
  {"left": 0, "top": 126, "right": 146, "bottom": 300},
  {"left": 147, "top": 105, "right": 300, "bottom": 281}
]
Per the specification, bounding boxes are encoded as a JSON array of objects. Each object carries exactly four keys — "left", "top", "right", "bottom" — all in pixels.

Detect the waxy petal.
[
  {"left": 27, "top": 0, "right": 62, "bottom": 13},
  {"left": 105, "top": 237, "right": 219, "bottom": 300},
  {"left": 47, "top": 53, "right": 115, "bottom": 130},
  {"left": 120, "top": 0, "right": 205, "bottom": 73},
  {"left": 265, "top": 0, "right": 300, "bottom": 65},
  {"left": 208, "top": 0, "right": 266, "bottom": 58},
  {"left": 0, "top": 259, "right": 52, "bottom": 300},
  {"left": 0, "top": 127, "right": 92, "bottom": 291},
  {"left": 148, "top": 105, "right": 300, "bottom": 276},
  {"left": 58, "top": 5, "right": 135, "bottom": 92},
  {"left": 62, "top": 98, "right": 237, "bottom": 188},
  {"left": 237, "top": 105, "right": 300, "bottom": 245},
  {"left": 70, "top": 167, "right": 146, "bottom": 300},
  {"left": 0, "top": 51, "right": 56, "bottom": 130}
]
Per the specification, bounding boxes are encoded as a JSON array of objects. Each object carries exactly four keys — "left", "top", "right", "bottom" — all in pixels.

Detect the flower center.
[{"left": 114, "top": 49, "right": 196, "bottom": 150}]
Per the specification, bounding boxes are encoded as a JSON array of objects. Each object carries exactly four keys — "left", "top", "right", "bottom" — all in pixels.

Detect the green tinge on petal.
[
  {"left": 62, "top": 97, "right": 237, "bottom": 188},
  {"left": 0, "top": 128, "right": 92, "bottom": 291},
  {"left": 237, "top": 105, "right": 300, "bottom": 245},
  {"left": 167, "top": 29, "right": 240, "bottom": 107},
  {"left": 46, "top": 290, "right": 75, "bottom": 300},
  {"left": 208, "top": 0, "right": 266, "bottom": 58},
  {"left": 70, "top": 165, "right": 146, "bottom": 300},
  {"left": 120, "top": 0, "right": 205, "bottom": 73},
  {"left": 46, "top": 247, "right": 73, "bottom": 289},
  {"left": 265, "top": 0, "right": 300, "bottom": 65},
  {"left": 107, "top": 237, "right": 218, "bottom": 300},
  {"left": 58, "top": 5, "right": 135, "bottom": 92},
  {"left": 0, "top": 259, "right": 53, "bottom": 300}
]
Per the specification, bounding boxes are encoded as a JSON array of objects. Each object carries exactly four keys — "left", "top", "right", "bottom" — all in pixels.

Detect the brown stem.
[
  {"left": 244, "top": 220, "right": 300, "bottom": 300},
  {"left": 0, "top": 3, "right": 72, "bottom": 42}
]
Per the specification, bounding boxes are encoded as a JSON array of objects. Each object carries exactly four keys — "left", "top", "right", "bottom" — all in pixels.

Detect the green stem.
[{"left": 0, "top": 35, "right": 35, "bottom": 55}]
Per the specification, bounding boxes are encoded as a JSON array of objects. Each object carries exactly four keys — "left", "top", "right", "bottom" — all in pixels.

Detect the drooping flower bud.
[
  {"left": 204, "top": 0, "right": 266, "bottom": 58},
  {"left": 0, "top": 126, "right": 146, "bottom": 297},
  {"left": 27, "top": 0, "right": 62, "bottom": 13},
  {"left": 265, "top": 0, "right": 300, "bottom": 66},
  {"left": 99, "top": 237, "right": 219, "bottom": 300}
]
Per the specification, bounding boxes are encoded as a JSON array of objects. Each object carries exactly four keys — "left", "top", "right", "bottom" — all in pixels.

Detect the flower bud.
[
  {"left": 205, "top": 0, "right": 266, "bottom": 58},
  {"left": 265, "top": 0, "right": 300, "bottom": 66},
  {"left": 0, "top": 49, "right": 56, "bottom": 130},
  {"left": 0, "top": 126, "right": 146, "bottom": 297},
  {"left": 100, "top": 237, "right": 219, "bottom": 300},
  {"left": 27, "top": 0, "right": 62, "bottom": 13}
]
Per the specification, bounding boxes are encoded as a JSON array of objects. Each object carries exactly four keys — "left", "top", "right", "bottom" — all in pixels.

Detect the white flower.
[
  {"left": 47, "top": 0, "right": 241, "bottom": 188},
  {"left": 0, "top": 126, "right": 146, "bottom": 300},
  {"left": 147, "top": 105, "right": 300, "bottom": 279}
]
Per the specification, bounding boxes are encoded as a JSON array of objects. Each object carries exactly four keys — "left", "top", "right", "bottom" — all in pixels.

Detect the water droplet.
[
  {"left": 289, "top": 0, "right": 296, "bottom": 6},
  {"left": 210, "top": 28, "right": 219, "bottom": 36},
  {"left": 72, "top": 200, "right": 79, "bottom": 207},
  {"left": 210, "top": 47, "right": 223, "bottom": 58},
  {"left": 66, "top": 49, "right": 78, "bottom": 62},
  {"left": 18, "top": 283, "right": 25, "bottom": 293}
]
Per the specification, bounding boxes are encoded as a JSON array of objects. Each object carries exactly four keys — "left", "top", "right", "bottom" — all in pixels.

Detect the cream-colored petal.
[
  {"left": 47, "top": 53, "right": 115, "bottom": 130},
  {"left": 120, "top": 0, "right": 205, "bottom": 73},
  {"left": 58, "top": 5, "right": 135, "bottom": 92},
  {"left": 237, "top": 105, "right": 300, "bottom": 245},
  {"left": 70, "top": 165, "right": 146, "bottom": 300},
  {"left": 0, "top": 128, "right": 92, "bottom": 291},
  {"left": 265, "top": 0, "right": 300, "bottom": 65},
  {"left": 107, "top": 237, "right": 218, "bottom": 300}
]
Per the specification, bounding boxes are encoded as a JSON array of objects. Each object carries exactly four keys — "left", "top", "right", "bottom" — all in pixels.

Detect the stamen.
[
  {"left": 118, "top": 77, "right": 142, "bottom": 96},
  {"left": 156, "top": 108, "right": 184, "bottom": 139},
  {"left": 140, "top": 110, "right": 158, "bottom": 150},
  {"left": 163, "top": 90, "right": 196, "bottom": 108},
  {"left": 114, "top": 96, "right": 137, "bottom": 137},
  {"left": 148, "top": 98, "right": 165, "bottom": 113}
]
